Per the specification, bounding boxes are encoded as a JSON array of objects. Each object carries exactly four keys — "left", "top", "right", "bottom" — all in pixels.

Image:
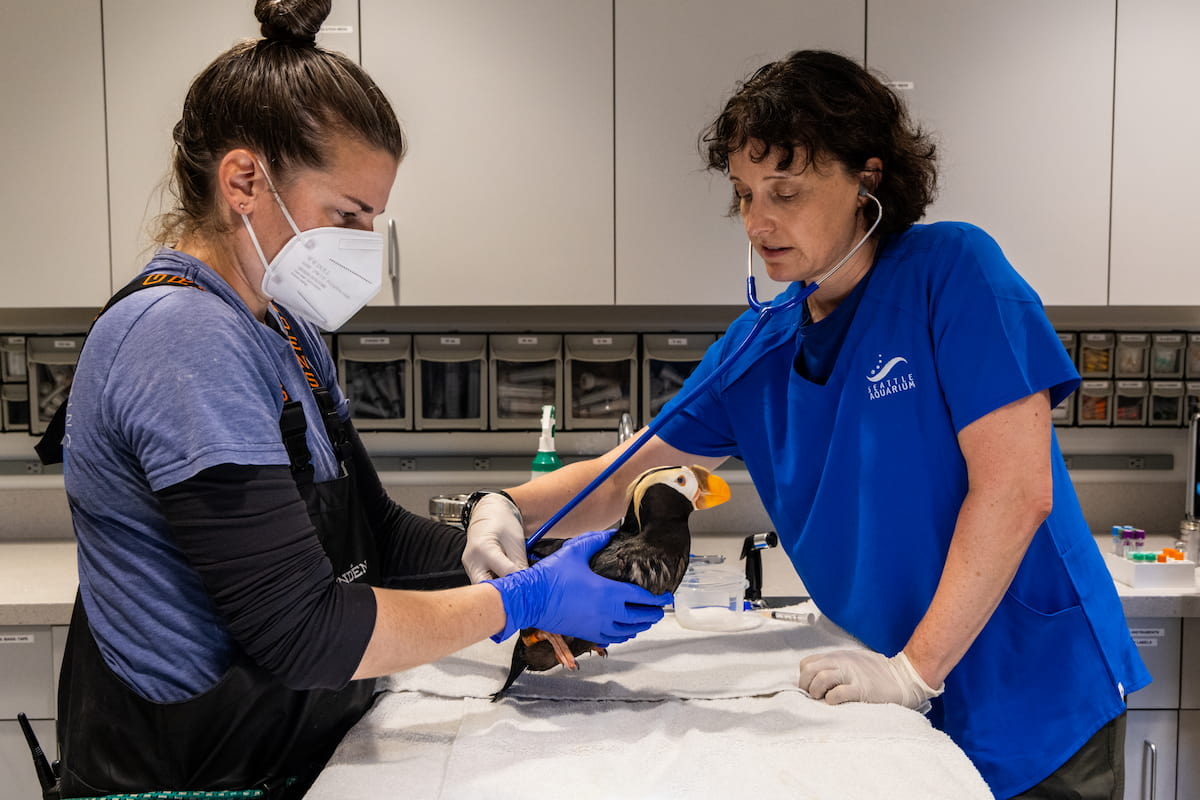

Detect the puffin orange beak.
[{"left": 691, "top": 465, "right": 731, "bottom": 510}]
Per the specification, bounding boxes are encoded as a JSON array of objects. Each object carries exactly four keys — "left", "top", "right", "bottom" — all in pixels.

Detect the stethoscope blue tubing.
[
  {"left": 523, "top": 278, "right": 816, "bottom": 550},
  {"left": 524, "top": 192, "right": 881, "bottom": 551}
]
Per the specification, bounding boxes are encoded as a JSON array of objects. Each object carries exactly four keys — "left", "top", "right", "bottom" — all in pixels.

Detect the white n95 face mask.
[{"left": 241, "top": 164, "right": 383, "bottom": 331}]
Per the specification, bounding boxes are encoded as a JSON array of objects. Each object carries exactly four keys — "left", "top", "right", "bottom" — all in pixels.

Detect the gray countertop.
[{"left": 1, "top": 537, "right": 1196, "bottom": 628}]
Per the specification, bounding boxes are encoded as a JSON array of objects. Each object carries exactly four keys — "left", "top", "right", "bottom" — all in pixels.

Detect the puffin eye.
[{"left": 675, "top": 475, "right": 686, "bottom": 485}]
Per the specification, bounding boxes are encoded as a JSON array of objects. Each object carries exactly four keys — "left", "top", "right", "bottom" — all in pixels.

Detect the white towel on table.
[
  {"left": 312, "top": 606, "right": 993, "bottom": 800},
  {"left": 313, "top": 690, "right": 992, "bottom": 800},
  {"left": 380, "top": 603, "right": 851, "bottom": 700}
]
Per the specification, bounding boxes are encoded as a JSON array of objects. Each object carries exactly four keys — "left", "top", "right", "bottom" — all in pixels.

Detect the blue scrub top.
[{"left": 658, "top": 222, "right": 1149, "bottom": 797}]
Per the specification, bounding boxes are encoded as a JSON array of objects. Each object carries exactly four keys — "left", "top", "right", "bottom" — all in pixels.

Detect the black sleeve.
[
  {"left": 346, "top": 422, "right": 471, "bottom": 590},
  {"left": 156, "top": 464, "right": 376, "bottom": 691}
]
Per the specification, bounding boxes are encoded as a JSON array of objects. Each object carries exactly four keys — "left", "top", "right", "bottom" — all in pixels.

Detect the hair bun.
[{"left": 255, "top": 0, "right": 330, "bottom": 46}]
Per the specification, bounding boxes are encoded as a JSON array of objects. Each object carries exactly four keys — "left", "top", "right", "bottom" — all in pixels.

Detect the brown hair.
[
  {"left": 701, "top": 50, "right": 937, "bottom": 237},
  {"left": 155, "top": 0, "right": 405, "bottom": 246}
]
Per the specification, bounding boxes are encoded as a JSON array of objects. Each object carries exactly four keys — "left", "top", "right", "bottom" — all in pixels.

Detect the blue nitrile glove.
[{"left": 484, "top": 529, "right": 671, "bottom": 644}]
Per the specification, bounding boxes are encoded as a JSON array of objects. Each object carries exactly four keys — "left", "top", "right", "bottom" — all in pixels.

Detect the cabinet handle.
[
  {"left": 387, "top": 218, "right": 400, "bottom": 305},
  {"left": 1142, "top": 739, "right": 1157, "bottom": 800}
]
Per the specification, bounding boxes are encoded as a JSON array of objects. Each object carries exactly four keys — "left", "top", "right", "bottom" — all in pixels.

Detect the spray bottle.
[{"left": 531, "top": 404, "right": 563, "bottom": 481}]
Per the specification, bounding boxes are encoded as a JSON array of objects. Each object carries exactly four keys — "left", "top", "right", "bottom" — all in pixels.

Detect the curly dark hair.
[{"left": 701, "top": 50, "right": 937, "bottom": 237}]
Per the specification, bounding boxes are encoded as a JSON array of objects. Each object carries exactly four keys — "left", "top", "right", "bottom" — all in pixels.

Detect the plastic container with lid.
[{"left": 673, "top": 562, "right": 761, "bottom": 632}]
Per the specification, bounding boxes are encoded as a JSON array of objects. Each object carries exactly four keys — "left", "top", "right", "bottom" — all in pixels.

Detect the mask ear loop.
[
  {"left": 255, "top": 160, "right": 305, "bottom": 238},
  {"left": 240, "top": 159, "right": 306, "bottom": 270}
]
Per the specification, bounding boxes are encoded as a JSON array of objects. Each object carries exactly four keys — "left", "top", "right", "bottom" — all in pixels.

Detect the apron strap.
[{"left": 36, "top": 274, "right": 207, "bottom": 466}]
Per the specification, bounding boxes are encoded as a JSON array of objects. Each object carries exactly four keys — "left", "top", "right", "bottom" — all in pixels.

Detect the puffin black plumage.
[{"left": 495, "top": 465, "right": 731, "bottom": 698}]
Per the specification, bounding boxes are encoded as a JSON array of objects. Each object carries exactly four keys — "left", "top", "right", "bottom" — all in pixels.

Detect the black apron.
[{"left": 40, "top": 276, "right": 382, "bottom": 799}]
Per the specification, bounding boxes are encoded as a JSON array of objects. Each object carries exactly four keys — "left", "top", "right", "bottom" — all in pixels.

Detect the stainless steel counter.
[{"left": 1, "top": 536, "right": 1196, "bottom": 628}]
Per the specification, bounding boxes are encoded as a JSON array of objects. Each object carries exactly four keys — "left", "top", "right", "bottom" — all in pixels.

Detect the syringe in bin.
[
  {"left": 573, "top": 372, "right": 629, "bottom": 417},
  {"left": 497, "top": 363, "right": 556, "bottom": 415},
  {"left": 649, "top": 363, "right": 688, "bottom": 415},
  {"left": 346, "top": 362, "right": 405, "bottom": 418}
]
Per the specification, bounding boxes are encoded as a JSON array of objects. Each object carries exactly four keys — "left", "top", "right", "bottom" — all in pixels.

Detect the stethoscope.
[{"left": 525, "top": 192, "right": 884, "bottom": 550}]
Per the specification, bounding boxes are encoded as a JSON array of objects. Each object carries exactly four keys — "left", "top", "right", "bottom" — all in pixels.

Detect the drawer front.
[
  {"left": 1126, "top": 617, "right": 1181, "bottom": 710},
  {"left": 0, "top": 627, "right": 54, "bottom": 719},
  {"left": 1123, "top": 710, "right": 1178, "bottom": 800}
]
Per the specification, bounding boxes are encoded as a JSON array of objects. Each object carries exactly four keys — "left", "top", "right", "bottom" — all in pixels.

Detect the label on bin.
[
  {"left": 360, "top": 336, "right": 390, "bottom": 345},
  {"left": 0, "top": 633, "right": 34, "bottom": 644},
  {"left": 668, "top": 337, "right": 689, "bottom": 346},
  {"left": 592, "top": 337, "right": 612, "bottom": 345},
  {"left": 440, "top": 337, "right": 461, "bottom": 346},
  {"left": 53, "top": 340, "right": 77, "bottom": 349},
  {"left": 517, "top": 336, "right": 539, "bottom": 345}
]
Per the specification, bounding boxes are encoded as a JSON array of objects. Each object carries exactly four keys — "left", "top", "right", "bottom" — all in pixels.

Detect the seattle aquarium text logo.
[{"left": 866, "top": 354, "right": 916, "bottom": 400}]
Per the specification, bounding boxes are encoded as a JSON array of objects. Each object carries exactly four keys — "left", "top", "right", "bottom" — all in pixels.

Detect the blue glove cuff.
[{"left": 483, "top": 570, "right": 537, "bottom": 642}]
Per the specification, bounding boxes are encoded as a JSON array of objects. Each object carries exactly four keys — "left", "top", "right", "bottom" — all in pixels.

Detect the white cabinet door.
[
  {"left": 103, "top": 1, "right": 360, "bottom": 287},
  {"left": 614, "top": 1, "right": 864, "bottom": 305},
  {"left": 1111, "top": 0, "right": 1200, "bottom": 306},
  {"left": 0, "top": 1, "right": 109, "bottom": 308},
  {"left": 868, "top": 1, "right": 1114, "bottom": 306},
  {"left": 362, "top": 1, "right": 614, "bottom": 306},
  {"left": 0, "top": 718, "right": 56, "bottom": 800},
  {"left": 1124, "top": 710, "right": 1178, "bottom": 800},
  {"left": 1179, "top": 710, "right": 1200, "bottom": 800}
]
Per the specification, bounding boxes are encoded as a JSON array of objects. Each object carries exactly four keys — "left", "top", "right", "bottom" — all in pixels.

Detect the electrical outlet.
[
  {"left": 23, "top": 461, "right": 43, "bottom": 475},
  {"left": 473, "top": 457, "right": 490, "bottom": 471},
  {"left": 398, "top": 458, "right": 416, "bottom": 471},
  {"left": 1127, "top": 456, "right": 1146, "bottom": 470}
]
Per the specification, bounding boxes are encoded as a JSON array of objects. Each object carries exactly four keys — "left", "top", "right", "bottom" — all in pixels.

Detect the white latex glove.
[
  {"left": 462, "top": 493, "right": 529, "bottom": 583},
  {"left": 797, "top": 649, "right": 944, "bottom": 712}
]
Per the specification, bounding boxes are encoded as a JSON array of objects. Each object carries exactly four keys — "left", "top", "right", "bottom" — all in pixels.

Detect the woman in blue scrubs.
[{"left": 462, "top": 50, "right": 1147, "bottom": 799}]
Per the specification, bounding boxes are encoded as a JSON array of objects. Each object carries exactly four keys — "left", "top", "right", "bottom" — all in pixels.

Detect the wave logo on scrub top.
[
  {"left": 867, "top": 355, "right": 909, "bottom": 382},
  {"left": 866, "top": 353, "right": 916, "bottom": 401}
]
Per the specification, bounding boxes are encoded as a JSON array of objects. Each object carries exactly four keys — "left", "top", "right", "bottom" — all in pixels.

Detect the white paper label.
[
  {"left": 1133, "top": 638, "right": 1158, "bottom": 647},
  {"left": 885, "top": 80, "right": 914, "bottom": 90},
  {"left": 440, "top": 337, "right": 461, "bottom": 346},
  {"left": 592, "top": 337, "right": 613, "bottom": 346},
  {"left": 360, "top": 336, "right": 391, "bottom": 345},
  {"left": 320, "top": 25, "right": 354, "bottom": 34},
  {"left": 1129, "top": 628, "right": 1164, "bottom": 638},
  {"left": 667, "top": 337, "right": 688, "bottom": 346},
  {"left": 0, "top": 634, "right": 34, "bottom": 644},
  {"left": 517, "top": 336, "right": 539, "bottom": 345},
  {"left": 53, "top": 340, "right": 77, "bottom": 349}
]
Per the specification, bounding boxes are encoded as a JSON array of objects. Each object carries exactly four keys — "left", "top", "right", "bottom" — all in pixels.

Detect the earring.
[{"left": 239, "top": 202, "right": 246, "bottom": 211}]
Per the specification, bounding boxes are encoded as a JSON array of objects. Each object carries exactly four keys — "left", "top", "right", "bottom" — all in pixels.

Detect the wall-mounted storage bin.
[
  {"left": 1051, "top": 393, "right": 1075, "bottom": 427},
  {"left": 1056, "top": 331, "right": 1077, "bottom": 363},
  {"left": 642, "top": 333, "right": 715, "bottom": 422},
  {"left": 1114, "top": 380, "right": 1149, "bottom": 426},
  {"left": 489, "top": 334, "right": 562, "bottom": 430},
  {"left": 413, "top": 334, "right": 487, "bottom": 431},
  {"left": 1, "top": 384, "right": 30, "bottom": 432},
  {"left": 564, "top": 334, "right": 638, "bottom": 430},
  {"left": 1187, "top": 335, "right": 1200, "bottom": 379},
  {"left": 1150, "top": 381, "right": 1185, "bottom": 427},
  {"left": 336, "top": 334, "right": 413, "bottom": 431},
  {"left": 1077, "top": 380, "right": 1113, "bottom": 426},
  {"left": 1151, "top": 332, "right": 1186, "bottom": 378},
  {"left": 1188, "top": 382, "right": 1200, "bottom": 422},
  {"left": 1077, "top": 332, "right": 1114, "bottom": 378},
  {"left": 26, "top": 336, "right": 84, "bottom": 436},
  {"left": 1115, "top": 333, "right": 1150, "bottom": 378},
  {"left": 1, "top": 336, "right": 27, "bottom": 383}
]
